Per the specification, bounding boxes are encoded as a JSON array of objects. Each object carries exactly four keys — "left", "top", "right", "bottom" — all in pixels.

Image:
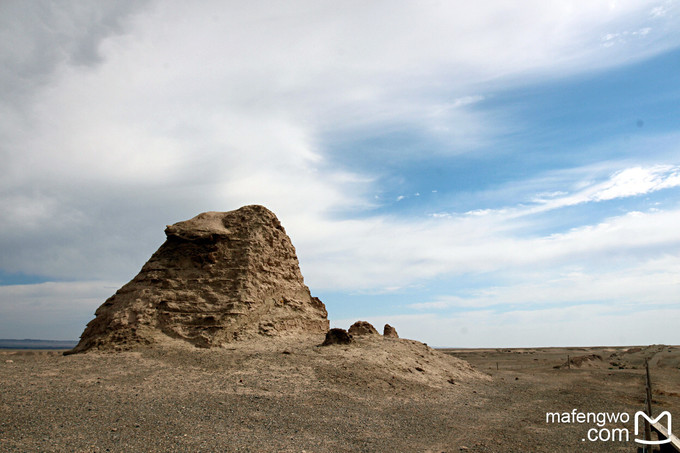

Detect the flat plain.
[{"left": 1, "top": 339, "right": 678, "bottom": 452}]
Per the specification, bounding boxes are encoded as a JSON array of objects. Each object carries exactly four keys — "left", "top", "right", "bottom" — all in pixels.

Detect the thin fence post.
[
  {"left": 567, "top": 355, "right": 570, "bottom": 370},
  {"left": 644, "top": 358, "right": 652, "bottom": 450}
]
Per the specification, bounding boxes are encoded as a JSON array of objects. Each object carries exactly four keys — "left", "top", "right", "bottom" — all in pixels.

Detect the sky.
[{"left": 1, "top": 0, "right": 679, "bottom": 347}]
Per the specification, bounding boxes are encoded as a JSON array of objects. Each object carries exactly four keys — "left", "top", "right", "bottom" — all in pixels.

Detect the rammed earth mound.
[{"left": 67, "top": 205, "right": 329, "bottom": 353}]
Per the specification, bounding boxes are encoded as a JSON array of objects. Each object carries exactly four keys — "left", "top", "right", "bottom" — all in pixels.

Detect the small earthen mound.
[
  {"left": 569, "top": 354, "right": 603, "bottom": 368},
  {"left": 383, "top": 324, "right": 399, "bottom": 338},
  {"left": 348, "top": 321, "right": 379, "bottom": 336},
  {"left": 321, "top": 328, "right": 353, "bottom": 346},
  {"left": 554, "top": 354, "right": 603, "bottom": 369}
]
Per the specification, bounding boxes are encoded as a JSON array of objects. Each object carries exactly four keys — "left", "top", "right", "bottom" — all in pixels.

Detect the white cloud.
[
  {"left": 293, "top": 200, "right": 680, "bottom": 293},
  {"left": 458, "top": 164, "right": 680, "bottom": 220},
  {"left": 592, "top": 165, "right": 680, "bottom": 200},
  {"left": 2, "top": 1, "right": 680, "bottom": 342},
  {"left": 409, "top": 255, "right": 680, "bottom": 310},
  {"left": 651, "top": 5, "right": 669, "bottom": 17},
  {"left": 534, "top": 164, "right": 680, "bottom": 209},
  {"left": 336, "top": 304, "right": 680, "bottom": 347}
]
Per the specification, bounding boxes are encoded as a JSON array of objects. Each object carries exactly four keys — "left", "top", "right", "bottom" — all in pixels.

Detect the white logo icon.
[{"left": 634, "top": 410, "right": 672, "bottom": 445}]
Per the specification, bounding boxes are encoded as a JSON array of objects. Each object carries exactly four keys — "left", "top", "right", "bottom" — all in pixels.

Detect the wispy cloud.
[
  {"left": 535, "top": 165, "right": 680, "bottom": 208},
  {"left": 459, "top": 164, "right": 680, "bottom": 220}
]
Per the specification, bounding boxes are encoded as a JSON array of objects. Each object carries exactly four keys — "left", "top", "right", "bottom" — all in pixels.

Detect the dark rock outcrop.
[
  {"left": 321, "top": 328, "right": 353, "bottom": 346},
  {"left": 67, "top": 205, "right": 329, "bottom": 354}
]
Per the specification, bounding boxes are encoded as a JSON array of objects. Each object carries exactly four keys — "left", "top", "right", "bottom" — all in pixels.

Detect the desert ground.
[{"left": 1, "top": 338, "right": 679, "bottom": 452}]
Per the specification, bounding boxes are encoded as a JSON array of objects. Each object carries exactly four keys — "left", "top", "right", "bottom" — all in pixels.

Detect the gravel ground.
[{"left": 1, "top": 338, "right": 677, "bottom": 452}]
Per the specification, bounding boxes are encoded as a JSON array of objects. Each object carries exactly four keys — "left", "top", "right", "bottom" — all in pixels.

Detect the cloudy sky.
[{"left": 1, "top": 1, "right": 679, "bottom": 347}]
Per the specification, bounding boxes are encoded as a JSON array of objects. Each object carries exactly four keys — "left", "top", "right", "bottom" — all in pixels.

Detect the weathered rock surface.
[
  {"left": 67, "top": 205, "right": 328, "bottom": 353},
  {"left": 321, "top": 328, "right": 353, "bottom": 346},
  {"left": 383, "top": 324, "right": 399, "bottom": 338},
  {"left": 348, "top": 321, "right": 379, "bottom": 336}
]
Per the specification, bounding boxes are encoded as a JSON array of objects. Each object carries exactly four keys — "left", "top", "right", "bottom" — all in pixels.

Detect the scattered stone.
[
  {"left": 383, "top": 324, "right": 399, "bottom": 338},
  {"left": 4, "top": 360, "right": 13, "bottom": 363},
  {"left": 66, "top": 205, "right": 329, "bottom": 354},
  {"left": 321, "top": 328, "right": 353, "bottom": 346},
  {"left": 348, "top": 321, "right": 379, "bottom": 336}
]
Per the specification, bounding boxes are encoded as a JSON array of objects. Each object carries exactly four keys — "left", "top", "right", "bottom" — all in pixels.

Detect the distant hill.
[{"left": 0, "top": 339, "right": 78, "bottom": 349}]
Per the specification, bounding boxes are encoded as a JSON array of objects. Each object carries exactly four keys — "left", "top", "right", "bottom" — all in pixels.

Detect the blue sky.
[{"left": 1, "top": 1, "right": 679, "bottom": 346}]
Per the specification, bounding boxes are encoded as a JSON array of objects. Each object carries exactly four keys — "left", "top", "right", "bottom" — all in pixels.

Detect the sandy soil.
[{"left": 1, "top": 339, "right": 678, "bottom": 452}]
